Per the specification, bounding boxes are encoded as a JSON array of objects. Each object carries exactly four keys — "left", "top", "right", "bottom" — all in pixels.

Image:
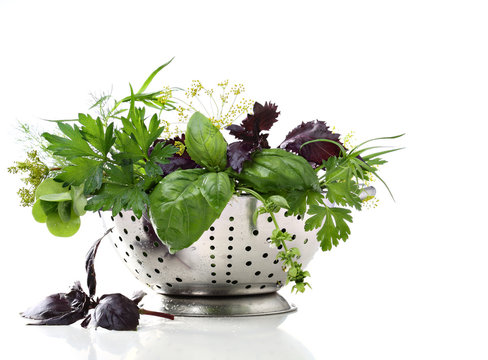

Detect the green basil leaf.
[
  {"left": 185, "top": 112, "right": 228, "bottom": 170},
  {"left": 238, "top": 149, "right": 321, "bottom": 194},
  {"left": 149, "top": 169, "right": 220, "bottom": 253},
  {"left": 267, "top": 195, "right": 290, "bottom": 209},
  {"left": 197, "top": 172, "right": 234, "bottom": 212}
]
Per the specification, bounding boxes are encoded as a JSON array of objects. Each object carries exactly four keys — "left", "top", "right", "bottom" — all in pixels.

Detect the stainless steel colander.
[{"left": 102, "top": 195, "right": 320, "bottom": 297}]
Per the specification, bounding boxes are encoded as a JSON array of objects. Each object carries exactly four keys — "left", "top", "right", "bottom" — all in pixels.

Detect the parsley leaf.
[
  {"left": 55, "top": 158, "right": 104, "bottom": 194},
  {"left": 305, "top": 204, "right": 353, "bottom": 251}
]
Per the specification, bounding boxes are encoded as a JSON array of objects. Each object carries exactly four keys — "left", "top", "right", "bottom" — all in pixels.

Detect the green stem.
[{"left": 237, "top": 186, "right": 289, "bottom": 252}]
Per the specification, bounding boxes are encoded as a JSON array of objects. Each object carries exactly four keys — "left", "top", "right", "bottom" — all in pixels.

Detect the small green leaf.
[
  {"left": 185, "top": 112, "right": 228, "bottom": 171},
  {"left": 197, "top": 172, "right": 234, "bottom": 212},
  {"left": 136, "top": 58, "right": 174, "bottom": 95},
  {"left": 267, "top": 195, "right": 290, "bottom": 209},
  {"left": 39, "top": 193, "right": 72, "bottom": 202}
]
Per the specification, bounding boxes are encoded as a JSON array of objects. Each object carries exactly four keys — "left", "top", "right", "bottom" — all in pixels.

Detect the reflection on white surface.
[{"left": 27, "top": 312, "right": 314, "bottom": 360}]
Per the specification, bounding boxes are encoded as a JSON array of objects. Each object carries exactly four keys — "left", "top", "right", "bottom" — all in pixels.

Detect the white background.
[{"left": 1, "top": 0, "right": 487, "bottom": 359}]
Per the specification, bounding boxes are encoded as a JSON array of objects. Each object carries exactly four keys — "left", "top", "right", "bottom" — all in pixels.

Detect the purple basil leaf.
[
  {"left": 226, "top": 101, "right": 279, "bottom": 172},
  {"left": 22, "top": 282, "right": 90, "bottom": 325},
  {"left": 150, "top": 135, "right": 200, "bottom": 176},
  {"left": 227, "top": 141, "right": 254, "bottom": 173},
  {"left": 241, "top": 101, "right": 280, "bottom": 132},
  {"left": 92, "top": 293, "right": 140, "bottom": 331},
  {"left": 85, "top": 228, "right": 113, "bottom": 298},
  {"left": 279, "top": 120, "right": 343, "bottom": 166}
]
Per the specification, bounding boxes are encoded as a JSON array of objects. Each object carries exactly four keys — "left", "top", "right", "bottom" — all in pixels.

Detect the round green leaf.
[
  {"left": 35, "top": 178, "right": 68, "bottom": 199},
  {"left": 46, "top": 212, "right": 81, "bottom": 237},
  {"left": 39, "top": 192, "right": 73, "bottom": 202},
  {"left": 32, "top": 201, "right": 47, "bottom": 223}
]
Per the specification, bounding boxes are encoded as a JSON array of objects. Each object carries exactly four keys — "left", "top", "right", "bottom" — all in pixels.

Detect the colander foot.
[{"left": 151, "top": 292, "right": 297, "bottom": 317}]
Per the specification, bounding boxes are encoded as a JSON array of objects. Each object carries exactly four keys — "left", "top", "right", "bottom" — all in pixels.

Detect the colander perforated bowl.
[{"left": 102, "top": 195, "right": 320, "bottom": 297}]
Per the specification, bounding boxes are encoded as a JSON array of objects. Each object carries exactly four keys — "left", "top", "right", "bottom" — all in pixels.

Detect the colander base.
[{"left": 151, "top": 292, "right": 297, "bottom": 317}]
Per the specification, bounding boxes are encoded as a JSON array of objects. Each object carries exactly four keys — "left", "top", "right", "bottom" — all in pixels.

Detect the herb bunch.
[{"left": 10, "top": 60, "right": 403, "bottom": 292}]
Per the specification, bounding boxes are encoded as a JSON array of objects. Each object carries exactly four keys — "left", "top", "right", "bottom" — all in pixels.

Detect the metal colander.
[{"left": 102, "top": 195, "right": 320, "bottom": 297}]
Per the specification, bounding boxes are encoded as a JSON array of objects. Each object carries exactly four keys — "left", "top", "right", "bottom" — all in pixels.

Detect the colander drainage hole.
[
  {"left": 131, "top": 215, "right": 136, "bottom": 222},
  {"left": 210, "top": 245, "right": 215, "bottom": 250},
  {"left": 226, "top": 280, "right": 231, "bottom": 283},
  {"left": 129, "top": 244, "right": 134, "bottom": 250},
  {"left": 153, "top": 242, "right": 159, "bottom": 247},
  {"left": 211, "top": 280, "right": 217, "bottom": 284},
  {"left": 245, "top": 285, "right": 252, "bottom": 289},
  {"left": 119, "top": 212, "right": 123, "bottom": 218},
  {"left": 175, "top": 278, "right": 182, "bottom": 282},
  {"left": 210, "top": 255, "right": 215, "bottom": 259},
  {"left": 245, "top": 246, "right": 251, "bottom": 251},
  {"left": 246, "top": 261, "right": 252, "bottom": 266},
  {"left": 228, "top": 236, "right": 233, "bottom": 241},
  {"left": 211, "top": 272, "right": 216, "bottom": 276},
  {"left": 142, "top": 252, "right": 148, "bottom": 257},
  {"left": 227, "top": 255, "right": 232, "bottom": 259},
  {"left": 252, "top": 230, "right": 259, "bottom": 236},
  {"left": 229, "top": 216, "right": 234, "bottom": 221},
  {"left": 158, "top": 257, "right": 164, "bottom": 263},
  {"left": 166, "top": 283, "right": 172, "bottom": 287},
  {"left": 155, "top": 269, "right": 160, "bottom": 274},
  {"left": 143, "top": 225, "right": 149, "bottom": 232},
  {"left": 268, "top": 273, "right": 274, "bottom": 278},
  {"left": 125, "top": 252, "right": 130, "bottom": 257},
  {"left": 267, "top": 217, "right": 272, "bottom": 222},
  {"left": 228, "top": 246, "right": 233, "bottom": 250},
  {"left": 229, "top": 226, "right": 234, "bottom": 231},
  {"left": 146, "top": 273, "right": 151, "bottom": 278},
  {"left": 119, "top": 236, "right": 123, "bottom": 242},
  {"left": 123, "top": 228, "right": 128, "bottom": 235},
  {"left": 273, "top": 260, "right": 279, "bottom": 264},
  {"left": 135, "top": 236, "right": 141, "bottom": 241},
  {"left": 226, "top": 271, "right": 231, "bottom": 276},
  {"left": 232, "top": 280, "right": 238, "bottom": 285},
  {"left": 210, "top": 226, "right": 215, "bottom": 231},
  {"left": 210, "top": 236, "right": 215, "bottom": 240},
  {"left": 255, "top": 271, "right": 261, "bottom": 276},
  {"left": 260, "top": 285, "right": 266, "bottom": 289},
  {"left": 110, "top": 216, "right": 114, "bottom": 221},
  {"left": 262, "top": 253, "right": 268, "bottom": 258},
  {"left": 227, "top": 264, "right": 232, "bottom": 268}
]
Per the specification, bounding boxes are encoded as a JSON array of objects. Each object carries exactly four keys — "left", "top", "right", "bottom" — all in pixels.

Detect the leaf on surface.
[
  {"left": 21, "top": 282, "right": 90, "bottom": 325},
  {"left": 91, "top": 293, "right": 141, "bottom": 331}
]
